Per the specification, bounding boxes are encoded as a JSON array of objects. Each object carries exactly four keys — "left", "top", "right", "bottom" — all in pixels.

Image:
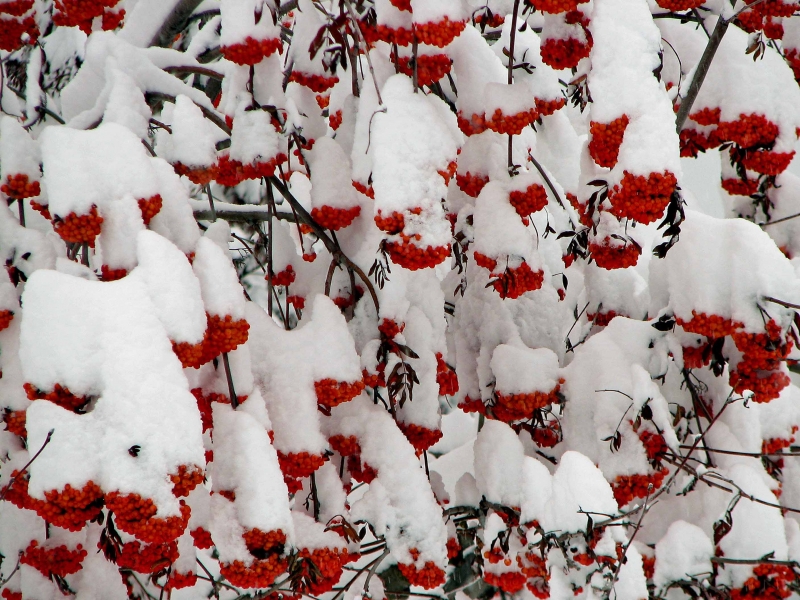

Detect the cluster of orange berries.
[
  {"left": 740, "top": 148, "right": 795, "bottom": 176},
  {"left": 611, "top": 469, "right": 667, "bottom": 506},
  {"left": 2, "top": 173, "right": 40, "bottom": 199},
  {"left": 2, "top": 408, "right": 26, "bottom": 438},
  {"left": 296, "top": 547, "right": 354, "bottom": 594},
  {"left": 221, "top": 554, "right": 288, "bottom": 589},
  {"left": 677, "top": 311, "right": 741, "bottom": 339},
  {"left": 717, "top": 114, "right": 779, "bottom": 148},
  {"left": 173, "top": 162, "right": 218, "bottom": 185},
  {"left": 435, "top": 352, "right": 459, "bottom": 396},
  {"left": 457, "top": 111, "right": 489, "bottom": 136},
  {"left": 385, "top": 239, "right": 450, "bottom": 270},
  {"left": 460, "top": 396, "right": 487, "bottom": 414},
  {"left": 53, "top": 205, "right": 103, "bottom": 247},
  {"left": 474, "top": 11, "right": 505, "bottom": 27},
  {"left": 315, "top": 378, "right": 365, "bottom": 408},
  {"left": 540, "top": 36, "right": 591, "bottom": 70},
  {"left": 329, "top": 110, "right": 343, "bottom": 130},
  {"left": 731, "top": 564, "right": 796, "bottom": 600},
  {"left": 682, "top": 342, "right": 710, "bottom": 369},
  {"left": 397, "top": 54, "right": 452, "bottom": 87},
  {"left": 531, "top": 424, "right": 561, "bottom": 447},
  {"left": 267, "top": 264, "right": 296, "bottom": 287},
  {"left": 589, "top": 116, "right": 629, "bottom": 168},
  {"left": 509, "top": 183, "right": 548, "bottom": 218},
  {"left": 310, "top": 205, "right": 361, "bottom": 231},
  {"left": 413, "top": 17, "right": 467, "bottom": 48},
  {"left": 361, "top": 21, "right": 414, "bottom": 46},
  {"left": 352, "top": 180, "right": 375, "bottom": 199},
  {"left": 608, "top": 171, "right": 677, "bottom": 224},
  {"left": 221, "top": 36, "right": 282, "bottom": 65},
  {"left": 169, "top": 464, "right": 204, "bottom": 497},
  {"left": 492, "top": 385, "right": 562, "bottom": 422},
  {"left": 587, "top": 310, "right": 618, "bottom": 327},
  {"left": 474, "top": 252, "right": 545, "bottom": 299},
  {"left": 29, "top": 199, "right": 50, "bottom": 220},
  {"left": 721, "top": 176, "right": 758, "bottom": 196},
  {"left": 763, "top": 432, "right": 796, "bottom": 455},
  {"left": 0, "top": 0, "right": 37, "bottom": 52},
  {"left": 655, "top": 0, "right": 704, "bottom": 11},
  {"left": 535, "top": 97, "right": 566, "bottom": 118},
  {"left": 589, "top": 238, "right": 640, "bottom": 270},
  {"left": 116, "top": 539, "right": 179, "bottom": 574},
  {"left": 529, "top": 0, "right": 588, "bottom": 13},
  {"left": 638, "top": 430, "right": 668, "bottom": 462},
  {"left": 215, "top": 153, "right": 287, "bottom": 187},
  {"left": 21, "top": 541, "right": 87, "bottom": 578},
  {"left": 243, "top": 528, "right": 286, "bottom": 554},
  {"left": 485, "top": 108, "right": 537, "bottom": 136},
  {"left": 399, "top": 551, "right": 446, "bottom": 589},
  {"left": 6, "top": 473, "right": 104, "bottom": 531},
  {"left": 374, "top": 210, "right": 406, "bottom": 234},
  {"left": 456, "top": 172, "right": 489, "bottom": 198},
  {"left": 277, "top": 450, "right": 326, "bottom": 480},
  {"left": 1, "top": 590, "right": 22, "bottom": 600},
  {"left": 484, "top": 571, "right": 528, "bottom": 593},
  {"left": 0, "top": 309, "right": 13, "bottom": 332},
  {"left": 53, "top": 0, "right": 122, "bottom": 33},
  {"left": 172, "top": 313, "right": 250, "bottom": 368},
  {"left": 105, "top": 491, "right": 190, "bottom": 544},
  {"left": 290, "top": 72, "right": 339, "bottom": 93},
  {"left": 191, "top": 526, "right": 214, "bottom": 549},
  {"left": 730, "top": 364, "right": 790, "bottom": 403},
  {"left": 24, "top": 382, "right": 87, "bottom": 411},
  {"left": 397, "top": 422, "right": 443, "bottom": 455},
  {"left": 100, "top": 265, "right": 128, "bottom": 281},
  {"left": 164, "top": 570, "right": 197, "bottom": 590}
]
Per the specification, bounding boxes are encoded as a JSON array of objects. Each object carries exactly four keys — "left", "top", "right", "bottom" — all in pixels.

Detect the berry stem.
[
  {"left": 222, "top": 352, "right": 238, "bottom": 409},
  {"left": 204, "top": 184, "right": 217, "bottom": 222}
]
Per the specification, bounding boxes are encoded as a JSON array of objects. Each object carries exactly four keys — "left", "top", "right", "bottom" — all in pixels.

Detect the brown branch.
[
  {"left": 341, "top": 0, "right": 384, "bottom": 105},
  {"left": 146, "top": 91, "right": 231, "bottom": 136},
  {"left": 762, "top": 212, "right": 800, "bottom": 226},
  {"left": 162, "top": 65, "right": 224, "bottom": 80},
  {"left": 0, "top": 429, "right": 54, "bottom": 502},
  {"left": 763, "top": 296, "right": 800, "bottom": 311},
  {"left": 149, "top": 0, "right": 205, "bottom": 48}
]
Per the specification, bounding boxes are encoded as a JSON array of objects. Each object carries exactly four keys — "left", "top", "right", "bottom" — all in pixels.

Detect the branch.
[
  {"left": 162, "top": 65, "right": 224, "bottom": 80},
  {"left": 149, "top": 0, "right": 205, "bottom": 48},
  {"left": 146, "top": 91, "right": 231, "bottom": 136},
  {"left": 0, "top": 429, "right": 54, "bottom": 502}
]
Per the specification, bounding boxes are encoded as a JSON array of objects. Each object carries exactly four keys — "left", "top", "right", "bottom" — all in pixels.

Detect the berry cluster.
[
  {"left": 1, "top": 590, "right": 21, "bottom": 600},
  {"left": 116, "top": 540, "right": 178, "bottom": 574},
  {"left": 763, "top": 430, "right": 796, "bottom": 454},
  {"left": 6, "top": 473, "right": 104, "bottom": 531},
  {"left": 100, "top": 265, "right": 128, "bottom": 281},
  {"left": 173, "top": 162, "right": 218, "bottom": 185},
  {"left": 169, "top": 464, "right": 204, "bottom": 497},
  {"left": 587, "top": 310, "right": 618, "bottom": 327},
  {"left": 397, "top": 422, "right": 443, "bottom": 455},
  {"left": 457, "top": 111, "right": 488, "bottom": 136},
  {"left": 608, "top": 171, "right": 677, "bottom": 224},
  {"left": 172, "top": 313, "right": 250, "bottom": 368},
  {"left": 456, "top": 172, "right": 489, "bottom": 198},
  {"left": 460, "top": 396, "right": 487, "bottom": 414},
  {"left": 509, "top": 183, "right": 548, "bottom": 218},
  {"left": 243, "top": 528, "right": 286, "bottom": 553},
  {"left": 0, "top": 309, "right": 13, "bottom": 331},
  {"left": 588, "top": 239, "right": 640, "bottom": 270},
  {"left": 540, "top": 37, "right": 591, "bottom": 70},
  {"left": 348, "top": 454, "right": 378, "bottom": 484},
  {"left": 296, "top": 547, "right": 353, "bottom": 594},
  {"left": 289, "top": 71, "right": 339, "bottom": 93},
  {"left": 363, "top": 22, "right": 414, "bottom": 46},
  {"left": 329, "top": 434, "right": 360, "bottom": 456},
  {"left": 492, "top": 382, "right": 562, "bottom": 422},
  {"left": 105, "top": 491, "right": 190, "bottom": 544},
  {"left": 588, "top": 116, "right": 629, "bottom": 168},
  {"left": 30, "top": 199, "right": 51, "bottom": 219},
  {"left": 721, "top": 176, "right": 758, "bottom": 196},
  {"left": 277, "top": 451, "right": 327, "bottom": 479},
  {"left": 474, "top": 12, "right": 505, "bottom": 27},
  {"left": 676, "top": 311, "right": 742, "bottom": 339},
  {"left": 681, "top": 342, "right": 710, "bottom": 369},
  {"left": 190, "top": 527, "right": 214, "bottom": 549},
  {"left": 729, "top": 365, "right": 790, "bottom": 403},
  {"left": 134, "top": 194, "right": 163, "bottom": 226},
  {"left": 485, "top": 108, "right": 537, "bottom": 136},
  {"left": 435, "top": 352, "right": 459, "bottom": 396},
  {"left": 24, "top": 382, "right": 87, "bottom": 411},
  {"left": 53, "top": 205, "right": 103, "bottom": 247},
  {"left": 21, "top": 541, "right": 87, "bottom": 578},
  {"left": 268, "top": 265, "right": 296, "bottom": 288},
  {"left": 484, "top": 571, "right": 528, "bottom": 593},
  {"left": 397, "top": 54, "right": 452, "bottom": 87},
  {"left": 638, "top": 430, "right": 668, "bottom": 462},
  {"left": 389, "top": 0, "right": 411, "bottom": 10},
  {"left": 385, "top": 239, "right": 450, "bottom": 270},
  {"left": 311, "top": 205, "right": 362, "bottom": 231},
  {"left": 215, "top": 154, "right": 286, "bottom": 187},
  {"left": 2, "top": 409, "right": 26, "bottom": 438},
  {"left": 413, "top": 17, "right": 467, "bottom": 47},
  {"left": 221, "top": 554, "right": 288, "bottom": 589},
  {"left": 531, "top": 425, "right": 560, "bottom": 448},
  {"left": 164, "top": 570, "right": 197, "bottom": 590},
  {"left": 740, "top": 149, "right": 795, "bottom": 176},
  {"left": 398, "top": 552, "right": 446, "bottom": 589},
  {"left": 329, "top": 110, "right": 343, "bottom": 130},
  {"left": 0, "top": 7, "right": 36, "bottom": 52},
  {"left": 730, "top": 564, "right": 796, "bottom": 600},
  {"left": 352, "top": 180, "right": 375, "bottom": 199},
  {"left": 655, "top": 0, "right": 704, "bottom": 10},
  {"left": 53, "top": 0, "right": 122, "bottom": 33},
  {"left": 1, "top": 173, "right": 40, "bottom": 199},
  {"left": 717, "top": 114, "right": 779, "bottom": 148},
  {"left": 611, "top": 469, "right": 667, "bottom": 506},
  {"left": 535, "top": 97, "right": 566, "bottom": 118},
  {"left": 474, "top": 253, "right": 545, "bottom": 299},
  {"left": 314, "top": 378, "right": 365, "bottom": 408},
  {"left": 221, "top": 37, "right": 282, "bottom": 65},
  {"left": 374, "top": 210, "right": 405, "bottom": 234}
]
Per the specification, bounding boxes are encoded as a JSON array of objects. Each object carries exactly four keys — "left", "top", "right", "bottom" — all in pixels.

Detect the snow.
[
  {"left": 491, "top": 344, "right": 560, "bottom": 395},
  {"left": 653, "top": 520, "right": 713, "bottom": 590},
  {"left": 193, "top": 235, "right": 248, "bottom": 319}
]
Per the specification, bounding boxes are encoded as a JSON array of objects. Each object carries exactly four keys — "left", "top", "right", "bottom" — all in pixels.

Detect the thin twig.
[
  {"left": 0, "top": 429, "right": 54, "bottom": 502},
  {"left": 341, "top": 0, "right": 383, "bottom": 105}
]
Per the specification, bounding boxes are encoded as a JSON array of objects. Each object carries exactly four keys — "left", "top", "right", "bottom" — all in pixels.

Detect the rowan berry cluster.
[
  {"left": 296, "top": 547, "right": 354, "bottom": 594},
  {"left": 588, "top": 238, "right": 641, "bottom": 270},
  {"left": 397, "top": 422, "right": 443, "bottom": 455},
  {"left": 221, "top": 37, "right": 282, "bottom": 65},
  {"left": 457, "top": 111, "right": 488, "bottom": 136},
  {"left": 314, "top": 378, "right": 365, "bottom": 408},
  {"left": 374, "top": 210, "right": 406, "bottom": 234},
  {"left": 216, "top": 154, "right": 287, "bottom": 187},
  {"left": 638, "top": 429, "right": 668, "bottom": 462},
  {"left": 397, "top": 54, "right": 452, "bottom": 87},
  {"left": 29, "top": 199, "right": 51, "bottom": 219},
  {"left": 289, "top": 72, "right": 339, "bottom": 93},
  {"left": 456, "top": 172, "right": 489, "bottom": 198},
  {"left": 721, "top": 176, "right": 758, "bottom": 196},
  {"left": 329, "top": 110, "right": 343, "bottom": 130},
  {"left": 0, "top": 309, "right": 13, "bottom": 332},
  {"left": 221, "top": 554, "right": 288, "bottom": 589},
  {"left": 485, "top": 108, "right": 538, "bottom": 136},
  {"left": 611, "top": 469, "right": 667, "bottom": 506},
  {"left": 414, "top": 17, "right": 467, "bottom": 48},
  {"left": 267, "top": 264, "right": 296, "bottom": 287},
  {"left": 385, "top": 239, "right": 450, "bottom": 270},
  {"left": 116, "top": 540, "right": 179, "bottom": 574},
  {"left": 172, "top": 313, "right": 250, "bottom": 368},
  {"left": 105, "top": 491, "right": 190, "bottom": 543},
  {"left": 243, "top": 528, "right": 286, "bottom": 553},
  {"left": 24, "top": 382, "right": 87, "bottom": 411},
  {"left": 540, "top": 37, "right": 591, "bottom": 70},
  {"left": 21, "top": 541, "right": 87, "bottom": 578},
  {"left": 2, "top": 409, "right": 26, "bottom": 438},
  {"left": 509, "top": 183, "right": 548, "bottom": 218},
  {"left": 190, "top": 527, "right": 214, "bottom": 549},
  {"left": 7, "top": 473, "right": 104, "bottom": 531},
  {"left": 352, "top": 180, "right": 375, "bottom": 198},
  {"left": 474, "top": 253, "right": 545, "bottom": 298},
  {"left": 53, "top": 0, "right": 122, "bottom": 33},
  {"left": 1, "top": 173, "right": 40, "bottom": 199},
  {"left": 277, "top": 450, "right": 327, "bottom": 479},
  {"left": 169, "top": 464, "right": 204, "bottom": 497},
  {"left": 100, "top": 265, "right": 128, "bottom": 281},
  {"left": 655, "top": 0, "right": 704, "bottom": 11},
  {"left": 398, "top": 552, "right": 446, "bottom": 589},
  {"left": 677, "top": 311, "right": 742, "bottom": 338},
  {"left": 731, "top": 564, "right": 796, "bottom": 600},
  {"left": 172, "top": 162, "right": 218, "bottom": 185},
  {"left": 492, "top": 382, "right": 562, "bottom": 422},
  {"left": 164, "top": 570, "right": 197, "bottom": 590},
  {"left": 484, "top": 571, "right": 528, "bottom": 593},
  {"left": 435, "top": 352, "right": 459, "bottom": 396},
  {"left": 535, "top": 97, "right": 566, "bottom": 118},
  {"left": 589, "top": 116, "right": 629, "bottom": 168},
  {"left": 587, "top": 310, "right": 617, "bottom": 327},
  {"left": 608, "top": 171, "right": 677, "bottom": 224},
  {"left": 53, "top": 205, "right": 104, "bottom": 247},
  {"left": 310, "top": 205, "right": 361, "bottom": 231},
  {"left": 681, "top": 342, "right": 710, "bottom": 369}
]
